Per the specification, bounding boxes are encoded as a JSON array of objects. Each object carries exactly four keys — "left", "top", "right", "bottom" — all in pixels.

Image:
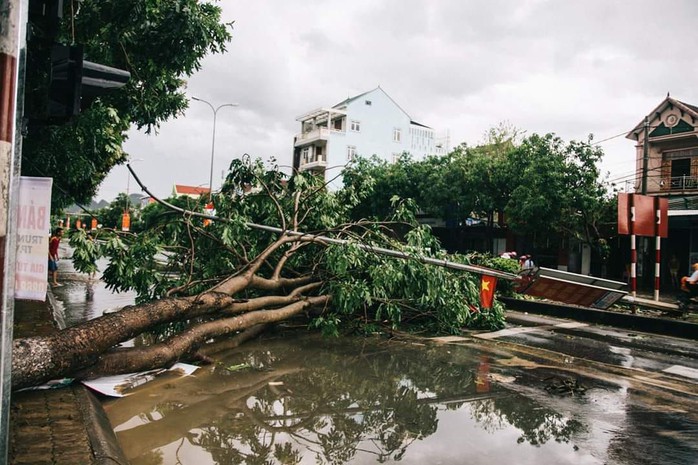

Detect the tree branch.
[
  {"left": 78, "top": 295, "right": 330, "bottom": 376},
  {"left": 249, "top": 274, "right": 316, "bottom": 291}
]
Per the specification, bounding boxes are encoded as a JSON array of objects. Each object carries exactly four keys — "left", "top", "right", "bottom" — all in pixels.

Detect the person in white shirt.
[
  {"left": 680, "top": 262, "right": 698, "bottom": 291},
  {"left": 521, "top": 255, "right": 535, "bottom": 269}
]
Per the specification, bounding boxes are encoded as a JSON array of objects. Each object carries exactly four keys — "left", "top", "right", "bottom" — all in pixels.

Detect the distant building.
[
  {"left": 627, "top": 95, "right": 698, "bottom": 196},
  {"left": 139, "top": 196, "right": 156, "bottom": 208},
  {"left": 626, "top": 94, "right": 698, "bottom": 286},
  {"left": 292, "top": 86, "right": 448, "bottom": 188},
  {"left": 172, "top": 184, "right": 211, "bottom": 199}
]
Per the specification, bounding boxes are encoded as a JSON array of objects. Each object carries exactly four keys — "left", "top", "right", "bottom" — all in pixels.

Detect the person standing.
[{"left": 48, "top": 227, "right": 63, "bottom": 287}]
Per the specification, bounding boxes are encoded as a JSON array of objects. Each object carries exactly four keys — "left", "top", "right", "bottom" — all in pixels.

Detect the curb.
[
  {"left": 46, "top": 287, "right": 130, "bottom": 465},
  {"left": 74, "top": 387, "right": 130, "bottom": 465},
  {"left": 501, "top": 296, "right": 698, "bottom": 341}
]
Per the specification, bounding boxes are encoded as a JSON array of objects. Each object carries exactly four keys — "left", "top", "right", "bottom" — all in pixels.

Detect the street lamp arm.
[
  {"left": 192, "top": 96, "right": 239, "bottom": 114},
  {"left": 191, "top": 96, "right": 214, "bottom": 112}
]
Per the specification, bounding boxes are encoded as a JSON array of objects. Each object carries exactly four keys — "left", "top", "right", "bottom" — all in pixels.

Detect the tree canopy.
[
  {"left": 22, "top": 0, "right": 233, "bottom": 210},
  {"left": 341, "top": 129, "right": 615, "bottom": 258}
]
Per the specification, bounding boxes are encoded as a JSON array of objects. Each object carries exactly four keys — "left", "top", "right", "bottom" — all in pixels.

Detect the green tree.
[
  {"left": 341, "top": 152, "right": 476, "bottom": 224},
  {"left": 503, "top": 134, "right": 614, "bottom": 254},
  {"left": 22, "top": 0, "right": 232, "bottom": 210},
  {"left": 341, "top": 128, "right": 614, "bottom": 261},
  {"left": 11, "top": 158, "right": 511, "bottom": 390}
]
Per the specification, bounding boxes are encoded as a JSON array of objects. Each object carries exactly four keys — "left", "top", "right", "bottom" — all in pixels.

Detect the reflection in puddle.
[{"left": 103, "top": 332, "right": 698, "bottom": 465}]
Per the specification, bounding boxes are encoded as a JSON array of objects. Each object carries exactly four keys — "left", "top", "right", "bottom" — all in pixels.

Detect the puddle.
[{"left": 102, "top": 331, "right": 698, "bottom": 465}]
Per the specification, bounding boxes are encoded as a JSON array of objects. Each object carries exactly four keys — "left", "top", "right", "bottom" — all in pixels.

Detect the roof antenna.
[{"left": 667, "top": 91, "right": 670, "bottom": 98}]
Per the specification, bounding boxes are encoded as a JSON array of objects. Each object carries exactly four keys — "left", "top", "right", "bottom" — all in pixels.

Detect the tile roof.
[
  {"left": 174, "top": 185, "right": 211, "bottom": 196},
  {"left": 679, "top": 100, "right": 698, "bottom": 113}
]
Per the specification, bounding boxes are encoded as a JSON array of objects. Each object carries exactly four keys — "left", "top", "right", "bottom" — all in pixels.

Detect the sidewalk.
[{"left": 9, "top": 247, "right": 131, "bottom": 465}]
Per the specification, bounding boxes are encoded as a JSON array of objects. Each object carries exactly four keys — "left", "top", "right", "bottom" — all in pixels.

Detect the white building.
[{"left": 293, "top": 87, "right": 448, "bottom": 188}]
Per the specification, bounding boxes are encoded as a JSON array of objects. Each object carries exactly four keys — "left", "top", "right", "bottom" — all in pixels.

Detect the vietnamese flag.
[{"left": 480, "top": 275, "right": 498, "bottom": 309}]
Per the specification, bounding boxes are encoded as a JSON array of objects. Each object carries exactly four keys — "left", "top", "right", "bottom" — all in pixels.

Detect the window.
[
  {"left": 670, "top": 158, "right": 692, "bottom": 189},
  {"left": 393, "top": 128, "right": 401, "bottom": 142},
  {"left": 365, "top": 100, "right": 372, "bottom": 106},
  {"left": 392, "top": 153, "right": 401, "bottom": 163},
  {"left": 350, "top": 120, "right": 361, "bottom": 132},
  {"left": 347, "top": 145, "right": 357, "bottom": 161}
]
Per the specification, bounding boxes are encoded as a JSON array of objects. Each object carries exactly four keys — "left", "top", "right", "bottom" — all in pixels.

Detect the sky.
[{"left": 97, "top": 0, "right": 698, "bottom": 202}]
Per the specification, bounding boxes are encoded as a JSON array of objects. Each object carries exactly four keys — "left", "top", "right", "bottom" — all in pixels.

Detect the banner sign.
[
  {"left": 122, "top": 212, "right": 130, "bottom": 231},
  {"left": 15, "top": 177, "right": 53, "bottom": 301},
  {"left": 617, "top": 193, "right": 668, "bottom": 238}
]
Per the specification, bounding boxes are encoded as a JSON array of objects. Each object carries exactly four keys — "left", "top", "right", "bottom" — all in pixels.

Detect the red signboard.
[
  {"left": 515, "top": 267, "right": 627, "bottom": 309},
  {"left": 617, "top": 193, "right": 668, "bottom": 238}
]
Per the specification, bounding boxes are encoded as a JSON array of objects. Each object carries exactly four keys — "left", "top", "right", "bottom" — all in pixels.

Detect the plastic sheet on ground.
[{"left": 81, "top": 363, "right": 199, "bottom": 397}]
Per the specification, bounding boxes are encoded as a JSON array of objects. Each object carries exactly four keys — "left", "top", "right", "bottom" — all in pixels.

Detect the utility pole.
[
  {"left": 639, "top": 116, "right": 650, "bottom": 293},
  {"left": 641, "top": 116, "right": 649, "bottom": 195}
]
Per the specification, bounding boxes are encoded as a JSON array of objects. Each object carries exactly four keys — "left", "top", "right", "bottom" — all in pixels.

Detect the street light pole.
[
  {"left": 125, "top": 158, "right": 144, "bottom": 200},
  {"left": 123, "top": 158, "right": 143, "bottom": 231},
  {"left": 192, "top": 97, "right": 238, "bottom": 195}
]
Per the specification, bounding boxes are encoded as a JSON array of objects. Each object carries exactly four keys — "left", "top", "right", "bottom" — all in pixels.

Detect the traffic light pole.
[{"left": 0, "top": 1, "right": 27, "bottom": 461}]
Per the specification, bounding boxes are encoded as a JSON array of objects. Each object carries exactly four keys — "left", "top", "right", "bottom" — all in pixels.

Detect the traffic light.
[
  {"left": 48, "top": 44, "right": 82, "bottom": 119},
  {"left": 47, "top": 44, "right": 130, "bottom": 120}
]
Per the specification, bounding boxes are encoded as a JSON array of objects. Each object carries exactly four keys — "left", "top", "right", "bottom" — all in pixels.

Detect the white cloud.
[{"left": 98, "top": 0, "right": 698, "bottom": 202}]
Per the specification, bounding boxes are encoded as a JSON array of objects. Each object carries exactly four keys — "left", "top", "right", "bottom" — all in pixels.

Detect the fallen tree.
[{"left": 12, "top": 157, "right": 514, "bottom": 390}]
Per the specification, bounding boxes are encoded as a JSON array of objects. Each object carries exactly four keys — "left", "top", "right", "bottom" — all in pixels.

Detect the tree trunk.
[{"left": 11, "top": 288, "right": 328, "bottom": 390}]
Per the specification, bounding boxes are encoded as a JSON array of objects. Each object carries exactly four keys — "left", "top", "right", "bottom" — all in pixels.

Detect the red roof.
[{"left": 174, "top": 185, "right": 211, "bottom": 196}]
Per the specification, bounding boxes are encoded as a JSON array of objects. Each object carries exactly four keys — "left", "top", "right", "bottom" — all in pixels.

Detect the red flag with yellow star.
[{"left": 480, "top": 275, "right": 497, "bottom": 309}]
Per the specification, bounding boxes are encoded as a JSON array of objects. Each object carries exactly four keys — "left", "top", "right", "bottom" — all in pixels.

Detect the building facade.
[
  {"left": 293, "top": 87, "right": 447, "bottom": 188},
  {"left": 626, "top": 95, "right": 698, "bottom": 286}
]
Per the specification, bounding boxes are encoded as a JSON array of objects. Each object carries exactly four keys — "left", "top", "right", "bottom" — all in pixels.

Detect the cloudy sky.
[{"left": 98, "top": 0, "right": 698, "bottom": 201}]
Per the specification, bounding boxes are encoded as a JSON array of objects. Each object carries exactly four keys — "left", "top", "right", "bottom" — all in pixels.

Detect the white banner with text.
[{"left": 15, "top": 177, "right": 53, "bottom": 301}]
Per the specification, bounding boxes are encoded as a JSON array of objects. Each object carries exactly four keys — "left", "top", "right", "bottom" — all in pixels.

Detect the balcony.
[
  {"left": 663, "top": 175, "right": 698, "bottom": 191},
  {"left": 294, "top": 127, "right": 330, "bottom": 147},
  {"left": 299, "top": 153, "right": 327, "bottom": 172}
]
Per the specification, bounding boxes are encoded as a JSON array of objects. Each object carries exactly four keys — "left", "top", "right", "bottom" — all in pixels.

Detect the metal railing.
[
  {"left": 300, "top": 153, "right": 326, "bottom": 165},
  {"left": 668, "top": 175, "right": 698, "bottom": 190},
  {"left": 296, "top": 127, "right": 330, "bottom": 142}
]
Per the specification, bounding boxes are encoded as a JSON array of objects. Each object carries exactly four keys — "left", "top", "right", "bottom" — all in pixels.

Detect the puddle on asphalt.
[
  {"left": 51, "top": 278, "right": 136, "bottom": 328},
  {"left": 102, "top": 331, "right": 698, "bottom": 465}
]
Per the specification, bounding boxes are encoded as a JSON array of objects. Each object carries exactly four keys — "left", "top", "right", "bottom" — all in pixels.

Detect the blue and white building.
[{"left": 292, "top": 87, "right": 448, "bottom": 187}]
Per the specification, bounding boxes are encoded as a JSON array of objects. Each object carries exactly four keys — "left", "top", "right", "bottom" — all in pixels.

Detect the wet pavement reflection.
[
  {"left": 50, "top": 250, "right": 136, "bottom": 328},
  {"left": 102, "top": 332, "right": 698, "bottom": 465},
  {"left": 52, "top": 278, "right": 136, "bottom": 327}
]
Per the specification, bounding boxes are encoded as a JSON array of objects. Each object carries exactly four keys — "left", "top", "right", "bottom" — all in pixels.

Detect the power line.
[{"left": 593, "top": 131, "right": 628, "bottom": 145}]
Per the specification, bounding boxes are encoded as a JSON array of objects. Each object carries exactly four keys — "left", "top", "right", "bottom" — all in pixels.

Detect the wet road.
[
  {"left": 49, "top": 250, "right": 136, "bottom": 327},
  {"left": 477, "top": 311, "right": 698, "bottom": 387},
  {"left": 48, "top": 249, "right": 698, "bottom": 464},
  {"left": 101, "top": 330, "right": 698, "bottom": 465}
]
